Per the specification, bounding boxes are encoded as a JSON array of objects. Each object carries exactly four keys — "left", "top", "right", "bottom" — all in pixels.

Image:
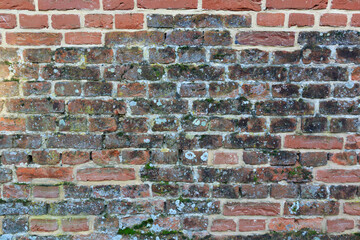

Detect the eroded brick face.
[{"left": 0, "top": 0, "right": 359, "bottom": 239}]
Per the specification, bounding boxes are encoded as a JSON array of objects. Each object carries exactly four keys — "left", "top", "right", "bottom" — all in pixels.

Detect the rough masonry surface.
[{"left": 0, "top": 0, "right": 360, "bottom": 239}]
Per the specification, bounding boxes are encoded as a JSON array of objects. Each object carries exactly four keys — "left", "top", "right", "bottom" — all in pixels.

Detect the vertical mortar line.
[
  {"left": 261, "top": 0, "right": 267, "bottom": 11},
  {"left": 198, "top": 0, "right": 202, "bottom": 10}
]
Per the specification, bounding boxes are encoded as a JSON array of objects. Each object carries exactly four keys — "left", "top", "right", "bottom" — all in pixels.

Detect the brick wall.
[{"left": 0, "top": 0, "right": 360, "bottom": 238}]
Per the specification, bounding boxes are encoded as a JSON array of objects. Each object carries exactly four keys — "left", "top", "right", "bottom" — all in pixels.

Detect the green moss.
[
  {"left": 117, "top": 228, "right": 138, "bottom": 235},
  {"left": 205, "top": 98, "right": 215, "bottom": 103},
  {"left": 183, "top": 114, "right": 194, "bottom": 121},
  {"left": 176, "top": 64, "right": 190, "bottom": 71},
  {"left": 179, "top": 46, "right": 190, "bottom": 50},
  {"left": 178, "top": 196, "right": 191, "bottom": 203},
  {"left": 144, "top": 162, "right": 155, "bottom": 170}
]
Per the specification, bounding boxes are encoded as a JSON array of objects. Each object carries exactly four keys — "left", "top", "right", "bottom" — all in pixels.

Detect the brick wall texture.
[{"left": 1, "top": 0, "right": 360, "bottom": 239}]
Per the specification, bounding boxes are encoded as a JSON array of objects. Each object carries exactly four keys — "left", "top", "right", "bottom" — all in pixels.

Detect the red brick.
[
  {"left": 236, "top": 31, "right": 295, "bottom": 46},
  {"left": 0, "top": 0, "right": 35, "bottom": 10},
  {"left": 316, "top": 169, "right": 360, "bottom": 183},
  {"left": 7, "top": 33, "right": 62, "bottom": 46},
  {"left": 62, "top": 151, "right": 90, "bottom": 165},
  {"left": 23, "top": 82, "right": 51, "bottom": 96},
  {"left": 330, "top": 152, "right": 357, "bottom": 165},
  {"left": 89, "top": 117, "right": 117, "bottom": 132},
  {"left": 332, "top": 0, "right": 360, "bottom": 10},
  {"left": 115, "top": 14, "right": 144, "bottom": 29},
  {"left": 62, "top": 218, "right": 89, "bottom": 232},
  {"left": 121, "top": 184, "right": 150, "bottom": 198},
  {"left": 300, "top": 152, "right": 327, "bottom": 167},
  {"left": 0, "top": 117, "right": 25, "bottom": 131},
  {"left": 211, "top": 219, "right": 236, "bottom": 232},
  {"left": 20, "top": 14, "right": 48, "bottom": 29},
  {"left": 65, "top": 32, "right": 102, "bottom": 45},
  {"left": 154, "top": 216, "right": 181, "bottom": 230},
  {"left": 76, "top": 168, "right": 136, "bottom": 181},
  {"left": 284, "top": 135, "right": 344, "bottom": 150},
  {"left": 320, "top": 13, "right": 347, "bottom": 27},
  {"left": 92, "top": 150, "right": 120, "bottom": 165},
  {"left": 138, "top": 0, "right": 197, "bottom": 9},
  {"left": 183, "top": 217, "right": 208, "bottom": 230},
  {"left": 16, "top": 167, "right": 73, "bottom": 182},
  {"left": 203, "top": 0, "right": 261, "bottom": 11},
  {"left": 33, "top": 186, "right": 59, "bottom": 198},
  {"left": 121, "top": 150, "right": 150, "bottom": 165},
  {"left": 103, "top": 0, "right": 134, "bottom": 10},
  {"left": 345, "top": 135, "right": 360, "bottom": 149},
  {"left": 267, "top": 0, "right": 328, "bottom": 9},
  {"left": 269, "top": 218, "right": 322, "bottom": 231},
  {"left": 3, "top": 184, "right": 30, "bottom": 199},
  {"left": 39, "top": 0, "right": 99, "bottom": 10},
  {"left": 351, "top": 14, "right": 360, "bottom": 27},
  {"left": 257, "top": 13, "right": 285, "bottom": 27},
  {"left": 30, "top": 219, "right": 59, "bottom": 232},
  {"left": 269, "top": 218, "right": 296, "bottom": 231},
  {"left": 118, "top": 83, "right": 146, "bottom": 98},
  {"left": 224, "top": 202, "right": 280, "bottom": 216},
  {"left": 0, "top": 14, "right": 16, "bottom": 29},
  {"left": 344, "top": 202, "right": 360, "bottom": 215},
  {"left": 327, "top": 219, "right": 354, "bottom": 233},
  {"left": 213, "top": 152, "right": 238, "bottom": 165},
  {"left": 85, "top": 14, "right": 113, "bottom": 29},
  {"left": 55, "top": 82, "right": 81, "bottom": 96},
  {"left": 32, "top": 150, "right": 61, "bottom": 165},
  {"left": 52, "top": 15, "right": 80, "bottom": 29},
  {"left": 289, "top": 13, "right": 315, "bottom": 27},
  {"left": 297, "top": 218, "right": 323, "bottom": 230},
  {"left": 238, "top": 219, "right": 266, "bottom": 232}
]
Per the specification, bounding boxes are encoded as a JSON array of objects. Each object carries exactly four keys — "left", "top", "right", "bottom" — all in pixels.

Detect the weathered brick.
[
  {"left": 0, "top": 0, "right": 35, "bottom": 10},
  {"left": 33, "top": 186, "right": 60, "bottom": 198},
  {"left": 85, "top": 14, "right": 113, "bottom": 28},
  {"left": 7, "top": 33, "right": 62, "bottom": 46},
  {"left": 236, "top": 32, "right": 295, "bottom": 46},
  {"left": 284, "top": 200, "right": 339, "bottom": 215},
  {"left": 285, "top": 135, "right": 343, "bottom": 150},
  {"left": 105, "top": 31, "right": 165, "bottom": 46},
  {"left": 211, "top": 219, "right": 236, "bottom": 232},
  {"left": 203, "top": 0, "right": 261, "bottom": 11},
  {"left": 115, "top": 13, "right": 143, "bottom": 29},
  {"left": 224, "top": 202, "right": 280, "bottom": 216},
  {"left": 267, "top": 0, "right": 328, "bottom": 9},
  {"left": 30, "top": 218, "right": 59, "bottom": 232},
  {"left": 138, "top": 0, "right": 197, "bottom": 9},
  {"left": 39, "top": 0, "right": 99, "bottom": 10},
  {"left": 77, "top": 168, "right": 136, "bottom": 181},
  {"left": 17, "top": 167, "right": 73, "bottom": 182},
  {"left": 62, "top": 218, "right": 89, "bottom": 232},
  {"left": 3, "top": 216, "right": 28, "bottom": 233}
]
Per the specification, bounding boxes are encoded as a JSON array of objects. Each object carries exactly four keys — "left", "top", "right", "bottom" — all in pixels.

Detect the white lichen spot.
[
  {"left": 185, "top": 151, "right": 196, "bottom": 160},
  {"left": 155, "top": 118, "right": 167, "bottom": 124},
  {"left": 289, "top": 201, "right": 300, "bottom": 214},
  {"left": 200, "top": 152, "right": 208, "bottom": 161},
  {"left": 192, "top": 119, "right": 201, "bottom": 126},
  {"left": 175, "top": 200, "right": 185, "bottom": 211}
]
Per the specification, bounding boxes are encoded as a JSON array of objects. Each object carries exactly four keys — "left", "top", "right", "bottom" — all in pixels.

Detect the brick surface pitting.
[{"left": 0, "top": 0, "right": 360, "bottom": 239}]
